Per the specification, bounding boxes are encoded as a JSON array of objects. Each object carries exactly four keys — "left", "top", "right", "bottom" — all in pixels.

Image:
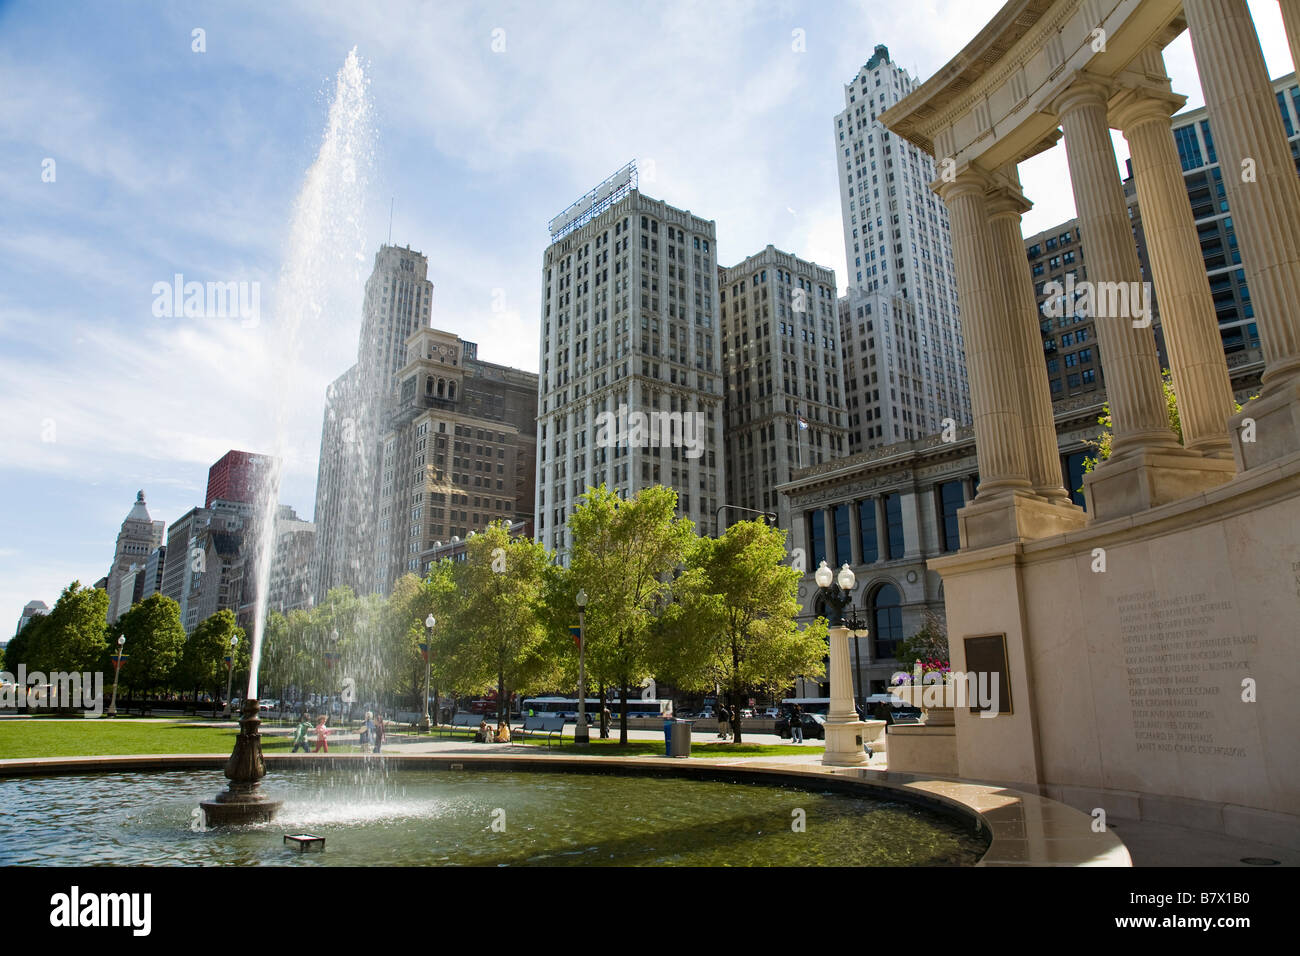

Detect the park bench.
[
  {"left": 436, "top": 713, "right": 483, "bottom": 738},
  {"left": 514, "top": 715, "right": 566, "bottom": 747}
]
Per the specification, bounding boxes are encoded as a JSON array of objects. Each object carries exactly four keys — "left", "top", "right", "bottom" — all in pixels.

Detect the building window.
[
  {"left": 808, "top": 509, "right": 827, "bottom": 567},
  {"left": 858, "top": 500, "right": 878, "bottom": 563},
  {"left": 871, "top": 583, "right": 903, "bottom": 659},
  {"left": 939, "top": 480, "right": 963, "bottom": 552},
  {"left": 834, "top": 504, "right": 851, "bottom": 565},
  {"left": 884, "top": 493, "right": 904, "bottom": 559}
]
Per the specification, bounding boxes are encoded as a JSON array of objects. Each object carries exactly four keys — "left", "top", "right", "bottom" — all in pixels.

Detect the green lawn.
[
  {"left": 0, "top": 720, "right": 293, "bottom": 759},
  {"left": 0, "top": 719, "right": 824, "bottom": 760}
]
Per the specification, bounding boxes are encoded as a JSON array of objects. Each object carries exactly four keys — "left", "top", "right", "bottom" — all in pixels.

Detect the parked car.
[
  {"left": 739, "top": 708, "right": 755, "bottom": 719},
  {"left": 775, "top": 713, "right": 827, "bottom": 740}
]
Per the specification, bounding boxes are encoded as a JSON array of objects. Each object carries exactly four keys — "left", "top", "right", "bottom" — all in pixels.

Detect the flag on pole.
[
  {"left": 797, "top": 414, "right": 809, "bottom": 430},
  {"left": 112, "top": 654, "right": 128, "bottom": 672},
  {"left": 418, "top": 641, "right": 429, "bottom": 663},
  {"left": 569, "top": 626, "right": 581, "bottom": 646}
]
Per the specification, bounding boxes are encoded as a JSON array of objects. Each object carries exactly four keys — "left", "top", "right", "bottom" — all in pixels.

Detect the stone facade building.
[{"left": 718, "top": 245, "right": 846, "bottom": 529}]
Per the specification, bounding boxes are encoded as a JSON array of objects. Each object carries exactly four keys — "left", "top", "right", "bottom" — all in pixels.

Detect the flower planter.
[{"left": 889, "top": 684, "right": 955, "bottom": 726}]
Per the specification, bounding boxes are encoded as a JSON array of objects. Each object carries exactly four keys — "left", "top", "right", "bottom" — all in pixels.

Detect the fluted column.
[
  {"left": 1281, "top": 1, "right": 1300, "bottom": 98},
  {"left": 986, "top": 169, "right": 1076, "bottom": 502},
  {"left": 1113, "top": 84, "right": 1237, "bottom": 458},
  {"left": 1054, "top": 81, "right": 1182, "bottom": 459},
  {"left": 849, "top": 503, "right": 863, "bottom": 566},
  {"left": 1186, "top": 0, "right": 1300, "bottom": 392},
  {"left": 823, "top": 507, "right": 836, "bottom": 566},
  {"left": 937, "top": 168, "right": 1033, "bottom": 498}
]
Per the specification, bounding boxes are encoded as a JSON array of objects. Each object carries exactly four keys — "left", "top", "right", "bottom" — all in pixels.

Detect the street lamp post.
[
  {"left": 814, "top": 560, "right": 869, "bottom": 767},
  {"left": 575, "top": 589, "right": 589, "bottom": 746},
  {"left": 222, "top": 635, "right": 239, "bottom": 719},
  {"left": 108, "top": 635, "right": 126, "bottom": 717},
  {"left": 422, "top": 614, "right": 435, "bottom": 732}
]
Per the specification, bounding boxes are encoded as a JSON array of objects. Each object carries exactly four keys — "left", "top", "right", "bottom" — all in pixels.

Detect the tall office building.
[
  {"left": 718, "top": 245, "right": 846, "bottom": 529},
  {"left": 375, "top": 326, "right": 537, "bottom": 586},
  {"left": 205, "top": 450, "right": 274, "bottom": 509},
  {"left": 104, "top": 491, "right": 165, "bottom": 623},
  {"left": 313, "top": 244, "right": 433, "bottom": 600},
  {"left": 314, "top": 244, "right": 538, "bottom": 597},
  {"left": 535, "top": 167, "right": 724, "bottom": 555},
  {"left": 834, "top": 45, "right": 971, "bottom": 452},
  {"left": 265, "top": 506, "right": 316, "bottom": 615}
]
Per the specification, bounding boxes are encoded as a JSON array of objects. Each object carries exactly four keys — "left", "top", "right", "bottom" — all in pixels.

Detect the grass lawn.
[
  {"left": 0, "top": 719, "right": 295, "bottom": 759},
  {"left": 0, "top": 720, "right": 823, "bottom": 760}
]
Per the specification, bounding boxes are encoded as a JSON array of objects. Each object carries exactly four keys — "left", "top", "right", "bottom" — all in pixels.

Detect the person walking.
[
  {"left": 291, "top": 714, "right": 312, "bottom": 753},
  {"left": 717, "top": 702, "right": 730, "bottom": 740},
  {"left": 373, "top": 713, "right": 386, "bottom": 754},
  {"left": 359, "top": 711, "right": 373, "bottom": 753},
  {"left": 313, "top": 715, "right": 331, "bottom": 753},
  {"left": 790, "top": 704, "right": 804, "bottom": 743},
  {"left": 600, "top": 704, "right": 611, "bottom": 739}
]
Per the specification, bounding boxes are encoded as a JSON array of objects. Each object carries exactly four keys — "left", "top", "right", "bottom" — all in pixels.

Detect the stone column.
[
  {"left": 822, "top": 508, "right": 836, "bottom": 567},
  {"left": 1054, "top": 81, "right": 1181, "bottom": 460},
  {"left": 1186, "top": 0, "right": 1300, "bottom": 468},
  {"left": 986, "top": 169, "right": 1078, "bottom": 503},
  {"left": 1282, "top": 1, "right": 1300, "bottom": 97},
  {"left": 937, "top": 169, "right": 1033, "bottom": 498},
  {"left": 1112, "top": 83, "right": 1237, "bottom": 458}
]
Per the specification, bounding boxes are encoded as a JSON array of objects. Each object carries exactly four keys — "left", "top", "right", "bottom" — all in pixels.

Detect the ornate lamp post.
[
  {"left": 844, "top": 605, "right": 870, "bottom": 718},
  {"left": 814, "top": 560, "right": 869, "bottom": 767},
  {"left": 421, "top": 614, "right": 435, "bottom": 732},
  {"left": 108, "top": 635, "right": 126, "bottom": 717},
  {"left": 222, "top": 635, "right": 239, "bottom": 719},
  {"left": 575, "top": 588, "right": 589, "bottom": 746}
]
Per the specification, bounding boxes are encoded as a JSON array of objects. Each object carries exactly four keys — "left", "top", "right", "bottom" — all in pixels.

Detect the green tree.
[
  {"left": 443, "top": 521, "right": 557, "bottom": 724},
  {"left": 183, "top": 610, "right": 246, "bottom": 708},
  {"left": 895, "top": 612, "right": 950, "bottom": 672},
  {"left": 569, "top": 484, "right": 695, "bottom": 743},
  {"left": 659, "top": 520, "right": 828, "bottom": 743},
  {"left": 3, "top": 619, "right": 38, "bottom": 674},
  {"left": 113, "top": 594, "right": 186, "bottom": 698},
  {"left": 1083, "top": 370, "right": 1249, "bottom": 477},
  {"left": 23, "top": 581, "right": 108, "bottom": 674}
]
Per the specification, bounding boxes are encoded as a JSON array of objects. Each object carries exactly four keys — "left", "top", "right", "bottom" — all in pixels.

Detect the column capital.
[
  {"left": 934, "top": 165, "right": 994, "bottom": 203},
  {"left": 1049, "top": 77, "right": 1112, "bottom": 118},
  {"left": 984, "top": 174, "right": 1032, "bottom": 220},
  {"left": 1109, "top": 85, "right": 1188, "bottom": 134}
]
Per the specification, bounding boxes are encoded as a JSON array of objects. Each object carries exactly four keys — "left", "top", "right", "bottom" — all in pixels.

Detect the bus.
[{"left": 522, "top": 697, "right": 675, "bottom": 721}]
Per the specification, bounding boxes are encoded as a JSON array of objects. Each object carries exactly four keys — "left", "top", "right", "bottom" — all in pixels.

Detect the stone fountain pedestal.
[{"left": 201, "top": 699, "right": 282, "bottom": 826}]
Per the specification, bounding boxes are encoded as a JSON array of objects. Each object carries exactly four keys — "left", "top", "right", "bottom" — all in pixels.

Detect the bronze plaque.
[{"left": 963, "top": 633, "right": 1012, "bottom": 715}]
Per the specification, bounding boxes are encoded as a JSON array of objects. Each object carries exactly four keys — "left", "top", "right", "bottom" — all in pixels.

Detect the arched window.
[
  {"left": 425, "top": 376, "right": 433, "bottom": 395},
  {"left": 448, "top": 381, "right": 456, "bottom": 399},
  {"left": 870, "top": 583, "right": 903, "bottom": 660},
  {"left": 437, "top": 379, "right": 445, "bottom": 397}
]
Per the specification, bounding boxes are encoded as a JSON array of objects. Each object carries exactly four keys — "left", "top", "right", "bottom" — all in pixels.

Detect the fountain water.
[{"left": 204, "top": 49, "right": 373, "bottom": 825}]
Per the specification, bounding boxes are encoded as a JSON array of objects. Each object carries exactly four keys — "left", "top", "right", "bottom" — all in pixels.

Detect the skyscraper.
[
  {"left": 205, "top": 450, "right": 273, "bottom": 509},
  {"left": 313, "top": 244, "right": 539, "bottom": 597},
  {"left": 834, "top": 45, "right": 971, "bottom": 451},
  {"left": 718, "top": 245, "right": 846, "bottom": 530},
  {"left": 535, "top": 168, "right": 724, "bottom": 555},
  {"left": 104, "top": 491, "right": 165, "bottom": 623}
]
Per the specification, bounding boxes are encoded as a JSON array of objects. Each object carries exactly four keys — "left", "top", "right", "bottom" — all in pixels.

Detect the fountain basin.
[{"left": 0, "top": 753, "right": 1131, "bottom": 866}]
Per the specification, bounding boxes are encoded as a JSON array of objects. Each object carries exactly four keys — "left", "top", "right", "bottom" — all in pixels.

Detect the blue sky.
[{"left": 1, "top": 0, "right": 1293, "bottom": 627}]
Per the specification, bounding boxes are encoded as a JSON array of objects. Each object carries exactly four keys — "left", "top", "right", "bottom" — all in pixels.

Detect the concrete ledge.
[{"left": 0, "top": 752, "right": 1130, "bottom": 867}]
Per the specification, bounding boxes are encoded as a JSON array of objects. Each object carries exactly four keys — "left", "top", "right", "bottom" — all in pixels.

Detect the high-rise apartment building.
[
  {"left": 314, "top": 244, "right": 538, "bottom": 597},
  {"left": 104, "top": 491, "right": 165, "bottom": 623},
  {"left": 376, "top": 326, "right": 537, "bottom": 586},
  {"left": 535, "top": 172, "right": 724, "bottom": 555},
  {"left": 718, "top": 245, "right": 846, "bottom": 529},
  {"left": 205, "top": 450, "right": 273, "bottom": 508},
  {"left": 834, "top": 45, "right": 971, "bottom": 451},
  {"left": 265, "top": 506, "right": 315, "bottom": 615}
]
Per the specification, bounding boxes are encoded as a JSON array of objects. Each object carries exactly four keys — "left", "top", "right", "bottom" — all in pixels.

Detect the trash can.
[{"left": 668, "top": 718, "right": 692, "bottom": 758}]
